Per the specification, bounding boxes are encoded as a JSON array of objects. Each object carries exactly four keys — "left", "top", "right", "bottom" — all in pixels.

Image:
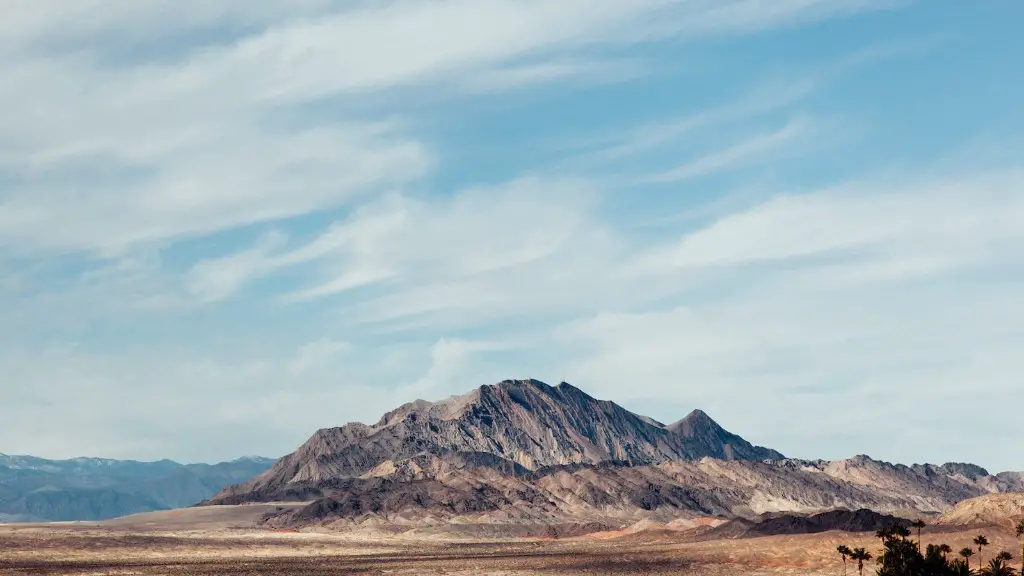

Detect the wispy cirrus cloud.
[
  {"left": 0, "top": 0, "right": 891, "bottom": 255},
  {"left": 184, "top": 177, "right": 602, "bottom": 304},
  {"left": 642, "top": 117, "right": 817, "bottom": 183}
]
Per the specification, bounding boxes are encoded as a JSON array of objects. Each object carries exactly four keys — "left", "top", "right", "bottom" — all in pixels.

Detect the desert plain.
[{"left": 1, "top": 505, "right": 1019, "bottom": 576}]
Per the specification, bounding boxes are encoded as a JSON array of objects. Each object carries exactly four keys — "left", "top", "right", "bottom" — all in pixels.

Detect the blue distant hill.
[{"left": 0, "top": 453, "right": 275, "bottom": 522}]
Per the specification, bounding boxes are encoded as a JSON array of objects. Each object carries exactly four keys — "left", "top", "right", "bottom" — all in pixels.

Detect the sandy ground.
[{"left": 1, "top": 507, "right": 1019, "bottom": 575}]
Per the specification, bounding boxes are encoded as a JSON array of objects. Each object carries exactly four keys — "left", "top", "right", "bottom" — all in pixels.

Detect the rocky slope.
[
  {"left": 218, "top": 452, "right": 1024, "bottom": 530},
  {"left": 937, "top": 492, "right": 1024, "bottom": 527},
  {"left": 217, "top": 379, "right": 782, "bottom": 502},
  {"left": 0, "top": 454, "right": 275, "bottom": 522},
  {"left": 208, "top": 379, "right": 1023, "bottom": 531}
]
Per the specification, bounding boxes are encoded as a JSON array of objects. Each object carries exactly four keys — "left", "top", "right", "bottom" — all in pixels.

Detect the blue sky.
[{"left": 1, "top": 1, "right": 1022, "bottom": 471}]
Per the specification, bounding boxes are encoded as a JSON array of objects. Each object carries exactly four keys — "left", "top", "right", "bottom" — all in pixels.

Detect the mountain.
[
  {"left": 213, "top": 379, "right": 782, "bottom": 503},
  {"left": 701, "top": 509, "right": 910, "bottom": 540},
  {"left": 936, "top": 492, "right": 1024, "bottom": 527},
  {"left": 208, "top": 379, "right": 1022, "bottom": 532},
  {"left": 0, "top": 454, "right": 275, "bottom": 522},
  {"left": 215, "top": 452, "right": 1024, "bottom": 532}
]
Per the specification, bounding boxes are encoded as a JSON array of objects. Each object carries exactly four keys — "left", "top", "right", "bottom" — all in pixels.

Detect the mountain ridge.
[
  {"left": 216, "top": 379, "right": 783, "bottom": 503},
  {"left": 228, "top": 452, "right": 1024, "bottom": 531},
  {"left": 207, "top": 379, "right": 1022, "bottom": 532},
  {"left": 0, "top": 454, "right": 275, "bottom": 522}
]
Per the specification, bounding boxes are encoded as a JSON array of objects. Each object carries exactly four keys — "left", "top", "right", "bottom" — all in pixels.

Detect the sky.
[{"left": 1, "top": 1, "right": 1022, "bottom": 472}]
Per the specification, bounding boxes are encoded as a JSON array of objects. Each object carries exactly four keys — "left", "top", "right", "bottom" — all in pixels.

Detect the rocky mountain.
[
  {"left": 208, "top": 379, "right": 1023, "bottom": 532},
  {"left": 215, "top": 379, "right": 782, "bottom": 503},
  {"left": 214, "top": 451, "right": 1024, "bottom": 532},
  {"left": 0, "top": 454, "right": 275, "bottom": 522}
]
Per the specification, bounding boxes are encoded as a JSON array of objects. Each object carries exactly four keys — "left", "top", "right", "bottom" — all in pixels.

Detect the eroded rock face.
[
  {"left": 228, "top": 452, "right": 1023, "bottom": 530},
  {"left": 216, "top": 379, "right": 782, "bottom": 501},
  {"left": 208, "top": 379, "right": 1020, "bottom": 530}
]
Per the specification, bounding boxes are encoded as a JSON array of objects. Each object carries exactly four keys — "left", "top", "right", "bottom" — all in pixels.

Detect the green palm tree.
[
  {"left": 961, "top": 547, "right": 976, "bottom": 568},
  {"left": 1016, "top": 519, "right": 1024, "bottom": 576},
  {"left": 978, "top": 557, "right": 1015, "bottom": 576},
  {"left": 911, "top": 519, "right": 927, "bottom": 551},
  {"left": 938, "top": 544, "right": 953, "bottom": 559},
  {"left": 975, "top": 535, "right": 990, "bottom": 565},
  {"left": 837, "top": 544, "right": 852, "bottom": 576},
  {"left": 850, "top": 547, "right": 872, "bottom": 576}
]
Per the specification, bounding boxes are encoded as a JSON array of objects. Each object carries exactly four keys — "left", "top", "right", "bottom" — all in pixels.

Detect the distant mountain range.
[
  {"left": 0, "top": 454, "right": 274, "bottom": 522},
  {"left": 206, "top": 379, "right": 1024, "bottom": 532}
]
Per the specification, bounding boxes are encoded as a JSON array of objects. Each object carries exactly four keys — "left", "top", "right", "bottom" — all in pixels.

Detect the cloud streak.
[{"left": 0, "top": 0, "right": 889, "bottom": 254}]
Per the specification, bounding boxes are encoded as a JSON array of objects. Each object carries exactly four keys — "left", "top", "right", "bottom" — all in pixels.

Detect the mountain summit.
[{"left": 216, "top": 379, "right": 782, "bottom": 500}]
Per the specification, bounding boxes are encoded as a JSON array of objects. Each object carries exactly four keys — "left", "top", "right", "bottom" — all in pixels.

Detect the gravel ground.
[{"left": 1, "top": 522, "right": 1016, "bottom": 575}]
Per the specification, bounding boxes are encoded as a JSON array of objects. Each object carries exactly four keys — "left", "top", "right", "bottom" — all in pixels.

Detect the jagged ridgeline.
[
  {"left": 206, "top": 380, "right": 1024, "bottom": 529},
  {"left": 212, "top": 379, "right": 781, "bottom": 499}
]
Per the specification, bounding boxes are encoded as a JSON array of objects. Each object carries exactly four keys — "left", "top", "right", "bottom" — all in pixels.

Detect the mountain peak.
[
  {"left": 485, "top": 378, "right": 550, "bottom": 391},
  {"left": 668, "top": 409, "right": 721, "bottom": 436},
  {"left": 668, "top": 409, "right": 784, "bottom": 461},
  {"left": 213, "top": 379, "right": 786, "bottom": 504},
  {"left": 685, "top": 408, "right": 711, "bottom": 420}
]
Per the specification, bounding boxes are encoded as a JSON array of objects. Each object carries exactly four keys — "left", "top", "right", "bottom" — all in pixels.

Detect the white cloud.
[
  {"left": 179, "top": 177, "right": 603, "bottom": 303},
  {"left": 0, "top": 1, "right": 341, "bottom": 52},
  {"left": 278, "top": 177, "right": 606, "bottom": 304},
  {"left": 185, "top": 231, "right": 288, "bottom": 303},
  {"left": 575, "top": 78, "right": 818, "bottom": 164},
  {"left": 0, "top": 334, "right": 512, "bottom": 462},
  {"left": 640, "top": 169, "right": 1024, "bottom": 270},
  {"left": 0, "top": 338, "right": 393, "bottom": 462},
  {"left": 0, "top": 0, "right": 888, "bottom": 255},
  {"left": 643, "top": 117, "right": 816, "bottom": 183},
  {"left": 552, "top": 168, "right": 1024, "bottom": 469},
  {"left": 406, "top": 338, "right": 509, "bottom": 400},
  {"left": 301, "top": 177, "right": 637, "bottom": 329},
  {"left": 288, "top": 338, "right": 351, "bottom": 376},
  {"left": 462, "top": 58, "right": 648, "bottom": 94}
]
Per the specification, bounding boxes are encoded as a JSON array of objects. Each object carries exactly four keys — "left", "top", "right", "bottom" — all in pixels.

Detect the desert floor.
[{"left": 1, "top": 507, "right": 1018, "bottom": 575}]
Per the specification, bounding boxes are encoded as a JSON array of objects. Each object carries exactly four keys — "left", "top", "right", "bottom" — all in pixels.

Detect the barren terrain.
[{"left": 2, "top": 506, "right": 1019, "bottom": 576}]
